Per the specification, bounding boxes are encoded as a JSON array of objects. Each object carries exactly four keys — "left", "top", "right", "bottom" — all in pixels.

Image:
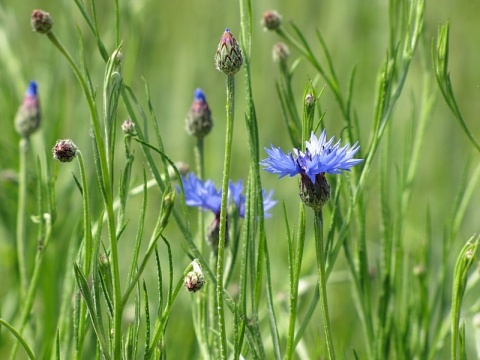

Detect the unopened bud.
[
  {"left": 261, "top": 10, "right": 282, "bottom": 31},
  {"left": 184, "top": 259, "right": 205, "bottom": 293},
  {"left": 168, "top": 161, "right": 190, "bottom": 179},
  {"left": 52, "top": 139, "right": 78, "bottom": 163},
  {"left": 207, "top": 215, "right": 229, "bottom": 253},
  {"left": 121, "top": 119, "right": 135, "bottom": 135},
  {"left": 185, "top": 88, "right": 213, "bottom": 138},
  {"left": 31, "top": 9, "right": 53, "bottom": 34},
  {"left": 15, "top": 81, "right": 41, "bottom": 137},
  {"left": 272, "top": 42, "right": 290, "bottom": 64},
  {"left": 215, "top": 28, "right": 243, "bottom": 76},
  {"left": 305, "top": 93, "right": 315, "bottom": 108}
]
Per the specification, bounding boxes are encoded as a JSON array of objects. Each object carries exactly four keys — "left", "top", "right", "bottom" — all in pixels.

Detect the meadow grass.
[{"left": 1, "top": 0, "right": 480, "bottom": 359}]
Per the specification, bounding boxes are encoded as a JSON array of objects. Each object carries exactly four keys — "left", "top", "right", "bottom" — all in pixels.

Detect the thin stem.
[
  {"left": 194, "top": 138, "right": 206, "bottom": 253},
  {"left": 16, "top": 137, "right": 29, "bottom": 299},
  {"left": 314, "top": 210, "right": 336, "bottom": 360},
  {"left": 46, "top": 30, "right": 122, "bottom": 358},
  {"left": 285, "top": 203, "right": 306, "bottom": 360},
  {"left": 194, "top": 137, "right": 210, "bottom": 357},
  {"left": 9, "top": 214, "right": 52, "bottom": 360},
  {"left": 216, "top": 74, "right": 236, "bottom": 359}
]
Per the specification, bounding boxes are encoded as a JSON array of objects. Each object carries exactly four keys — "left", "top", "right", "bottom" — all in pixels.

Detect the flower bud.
[
  {"left": 261, "top": 10, "right": 282, "bottom": 31},
  {"left": 14, "top": 81, "right": 41, "bottom": 137},
  {"left": 52, "top": 139, "right": 78, "bottom": 163},
  {"left": 121, "top": 119, "right": 135, "bottom": 135},
  {"left": 215, "top": 28, "right": 243, "bottom": 76},
  {"left": 168, "top": 161, "right": 190, "bottom": 179},
  {"left": 184, "top": 259, "right": 205, "bottom": 293},
  {"left": 299, "top": 173, "right": 331, "bottom": 211},
  {"left": 31, "top": 9, "right": 53, "bottom": 34},
  {"left": 185, "top": 88, "right": 213, "bottom": 138},
  {"left": 305, "top": 93, "right": 315, "bottom": 108},
  {"left": 272, "top": 42, "right": 290, "bottom": 64},
  {"left": 207, "top": 215, "right": 229, "bottom": 253}
]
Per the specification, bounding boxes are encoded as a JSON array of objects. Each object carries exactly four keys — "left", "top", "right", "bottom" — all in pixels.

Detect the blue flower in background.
[
  {"left": 228, "top": 180, "right": 277, "bottom": 218},
  {"left": 179, "top": 173, "right": 276, "bottom": 218},
  {"left": 180, "top": 173, "right": 222, "bottom": 214},
  {"left": 260, "top": 130, "right": 362, "bottom": 184}
]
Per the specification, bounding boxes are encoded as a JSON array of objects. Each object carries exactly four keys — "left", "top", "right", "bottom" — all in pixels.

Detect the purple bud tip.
[
  {"left": 194, "top": 88, "right": 206, "bottom": 102},
  {"left": 225, "top": 28, "right": 230, "bottom": 32},
  {"left": 26, "top": 81, "right": 38, "bottom": 96}
]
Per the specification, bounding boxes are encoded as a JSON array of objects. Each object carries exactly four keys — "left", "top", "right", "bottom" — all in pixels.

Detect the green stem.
[
  {"left": 46, "top": 30, "right": 122, "bottom": 358},
  {"left": 285, "top": 203, "right": 306, "bottom": 360},
  {"left": 194, "top": 136, "right": 210, "bottom": 357},
  {"left": 9, "top": 213, "right": 52, "bottom": 360},
  {"left": 0, "top": 318, "right": 35, "bottom": 360},
  {"left": 216, "top": 74, "right": 236, "bottom": 359},
  {"left": 16, "top": 137, "right": 29, "bottom": 299},
  {"left": 314, "top": 210, "right": 336, "bottom": 360},
  {"left": 194, "top": 138, "right": 206, "bottom": 253}
]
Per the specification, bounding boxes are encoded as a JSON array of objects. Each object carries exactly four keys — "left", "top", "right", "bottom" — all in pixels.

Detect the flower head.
[
  {"left": 185, "top": 88, "right": 213, "bottom": 138},
  {"left": 31, "top": 9, "right": 53, "bottom": 34},
  {"left": 52, "top": 139, "right": 78, "bottom": 163},
  {"left": 180, "top": 173, "right": 222, "bottom": 214},
  {"left": 14, "top": 81, "right": 41, "bottom": 137},
  {"left": 261, "top": 130, "right": 362, "bottom": 184},
  {"left": 260, "top": 130, "right": 362, "bottom": 210},
  {"left": 215, "top": 28, "right": 243, "bottom": 76}
]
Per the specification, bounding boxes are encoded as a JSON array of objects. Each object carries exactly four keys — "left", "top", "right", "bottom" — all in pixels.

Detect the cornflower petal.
[
  {"left": 261, "top": 129, "right": 363, "bottom": 182},
  {"left": 260, "top": 145, "right": 300, "bottom": 178}
]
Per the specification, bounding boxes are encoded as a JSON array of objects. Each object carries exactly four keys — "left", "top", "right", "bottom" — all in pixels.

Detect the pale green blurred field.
[{"left": 1, "top": 0, "right": 480, "bottom": 358}]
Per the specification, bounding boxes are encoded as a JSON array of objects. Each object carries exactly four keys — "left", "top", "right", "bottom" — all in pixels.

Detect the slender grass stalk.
[
  {"left": 16, "top": 137, "right": 29, "bottom": 299},
  {"left": 314, "top": 210, "right": 335, "bottom": 359},
  {"left": 216, "top": 74, "right": 236, "bottom": 359}
]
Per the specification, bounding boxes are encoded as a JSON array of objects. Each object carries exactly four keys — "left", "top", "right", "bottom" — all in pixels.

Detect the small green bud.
[
  {"left": 168, "top": 161, "right": 190, "bottom": 179},
  {"left": 31, "top": 9, "right": 53, "bottom": 34},
  {"left": 215, "top": 28, "right": 243, "bottom": 76},
  {"left": 184, "top": 260, "right": 205, "bottom": 293},
  {"left": 305, "top": 93, "right": 315, "bottom": 108},
  {"left": 261, "top": 10, "right": 282, "bottom": 31},
  {"left": 52, "top": 139, "right": 78, "bottom": 163},
  {"left": 272, "top": 42, "right": 290, "bottom": 64},
  {"left": 121, "top": 119, "right": 135, "bottom": 135}
]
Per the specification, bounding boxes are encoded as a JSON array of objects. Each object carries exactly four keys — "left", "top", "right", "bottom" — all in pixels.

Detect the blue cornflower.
[
  {"left": 260, "top": 130, "right": 362, "bottom": 210},
  {"left": 228, "top": 180, "right": 277, "bottom": 218},
  {"left": 179, "top": 173, "right": 277, "bottom": 251},
  {"left": 260, "top": 130, "right": 362, "bottom": 183},
  {"left": 180, "top": 172, "right": 222, "bottom": 214},
  {"left": 179, "top": 173, "right": 276, "bottom": 218}
]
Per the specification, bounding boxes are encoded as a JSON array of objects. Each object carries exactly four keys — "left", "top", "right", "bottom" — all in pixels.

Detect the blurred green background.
[{"left": 1, "top": 0, "right": 480, "bottom": 358}]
